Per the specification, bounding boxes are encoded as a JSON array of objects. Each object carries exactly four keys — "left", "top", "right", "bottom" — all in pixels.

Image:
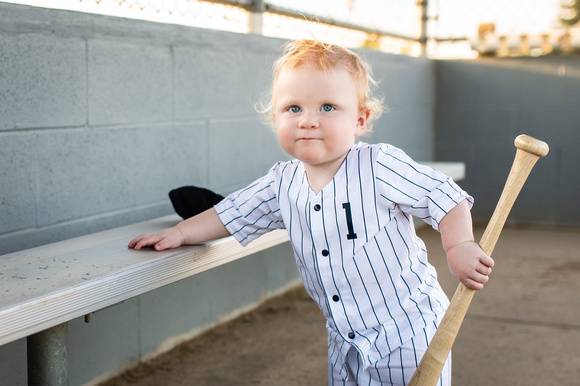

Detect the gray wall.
[
  {"left": 435, "top": 58, "right": 580, "bottom": 227},
  {"left": 0, "top": 3, "right": 435, "bottom": 385}
]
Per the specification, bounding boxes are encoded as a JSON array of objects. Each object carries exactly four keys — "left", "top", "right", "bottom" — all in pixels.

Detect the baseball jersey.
[{"left": 215, "top": 142, "right": 472, "bottom": 377}]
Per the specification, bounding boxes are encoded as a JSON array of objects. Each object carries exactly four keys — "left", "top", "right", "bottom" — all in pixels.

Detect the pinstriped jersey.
[{"left": 215, "top": 142, "right": 472, "bottom": 376}]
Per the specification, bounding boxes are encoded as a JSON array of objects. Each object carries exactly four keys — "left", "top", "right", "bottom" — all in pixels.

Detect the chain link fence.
[
  {"left": 4, "top": 0, "right": 579, "bottom": 57},
  {"left": 261, "top": 0, "right": 424, "bottom": 56}
]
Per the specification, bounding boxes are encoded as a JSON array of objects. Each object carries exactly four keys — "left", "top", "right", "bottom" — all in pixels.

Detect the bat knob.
[{"left": 515, "top": 135, "right": 549, "bottom": 157}]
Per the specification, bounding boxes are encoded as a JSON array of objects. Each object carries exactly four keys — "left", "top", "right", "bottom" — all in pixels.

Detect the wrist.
[
  {"left": 174, "top": 223, "right": 188, "bottom": 245},
  {"left": 444, "top": 239, "right": 475, "bottom": 254}
]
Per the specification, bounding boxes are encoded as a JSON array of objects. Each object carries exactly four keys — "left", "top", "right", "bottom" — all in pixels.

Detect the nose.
[{"left": 299, "top": 111, "right": 319, "bottom": 129}]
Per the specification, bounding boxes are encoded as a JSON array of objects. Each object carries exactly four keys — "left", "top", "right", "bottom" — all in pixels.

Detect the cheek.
[{"left": 275, "top": 122, "right": 293, "bottom": 150}]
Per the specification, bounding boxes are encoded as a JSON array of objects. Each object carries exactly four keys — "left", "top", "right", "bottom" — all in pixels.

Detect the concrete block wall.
[
  {"left": 0, "top": 5, "right": 289, "bottom": 256},
  {"left": 435, "top": 57, "right": 580, "bottom": 227},
  {"left": 0, "top": 3, "right": 435, "bottom": 385}
]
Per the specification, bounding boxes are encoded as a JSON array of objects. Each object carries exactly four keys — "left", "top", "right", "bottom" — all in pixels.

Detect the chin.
[{"left": 294, "top": 149, "right": 323, "bottom": 163}]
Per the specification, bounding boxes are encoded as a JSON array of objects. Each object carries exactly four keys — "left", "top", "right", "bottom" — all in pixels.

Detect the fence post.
[
  {"left": 248, "top": 0, "right": 264, "bottom": 34},
  {"left": 419, "top": 0, "right": 428, "bottom": 56}
]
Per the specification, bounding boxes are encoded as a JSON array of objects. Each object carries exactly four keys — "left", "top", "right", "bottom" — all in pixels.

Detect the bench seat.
[{"left": 0, "top": 216, "right": 289, "bottom": 346}]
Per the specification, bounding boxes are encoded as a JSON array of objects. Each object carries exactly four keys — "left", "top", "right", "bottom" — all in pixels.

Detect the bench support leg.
[{"left": 27, "top": 322, "right": 69, "bottom": 385}]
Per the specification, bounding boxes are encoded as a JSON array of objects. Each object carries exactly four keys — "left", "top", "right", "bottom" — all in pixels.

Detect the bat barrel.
[{"left": 515, "top": 134, "right": 549, "bottom": 158}]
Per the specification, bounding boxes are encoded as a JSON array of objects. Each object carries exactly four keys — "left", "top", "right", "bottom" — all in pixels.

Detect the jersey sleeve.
[
  {"left": 214, "top": 164, "right": 284, "bottom": 246},
  {"left": 374, "top": 144, "right": 473, "bottom": 231}
]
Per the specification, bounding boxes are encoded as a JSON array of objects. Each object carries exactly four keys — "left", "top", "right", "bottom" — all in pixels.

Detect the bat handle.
[{"left": 408, "top": 135, "right": 548, "bottom": 386}]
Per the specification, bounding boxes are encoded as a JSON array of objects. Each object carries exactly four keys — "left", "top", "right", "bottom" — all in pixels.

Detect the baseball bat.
[{"left": 408, "top": 134, "right": 549, "bottom": 386}]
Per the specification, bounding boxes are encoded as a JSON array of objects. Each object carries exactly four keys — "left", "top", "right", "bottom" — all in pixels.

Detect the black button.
[
  {"left": 314, "top": 204, "right": 321, "bottom": 211},
  {"left": 322, "top": 249, "right": 329, "bottom": 256},
  {"left": 332, "top": 295, "right": 339, "bottom": 302},
  {"left": 348, "top": 332, "right": 355, "bottom": 339}
]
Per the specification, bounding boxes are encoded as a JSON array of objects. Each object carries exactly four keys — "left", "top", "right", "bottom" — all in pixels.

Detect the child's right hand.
[
  {"left": 128, "top": 226, "right": 185, "bottom": 251},
  {"left": 446, "top": 240, "right": 494, "bottom": 291}
]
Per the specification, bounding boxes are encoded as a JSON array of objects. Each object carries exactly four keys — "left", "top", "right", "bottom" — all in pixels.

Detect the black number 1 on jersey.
[{"left": 342, "top": 202, "right": 357, "bottom": 240}]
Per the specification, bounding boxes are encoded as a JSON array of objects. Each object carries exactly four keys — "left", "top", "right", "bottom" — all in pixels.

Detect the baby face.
[{"left": 274, "top": 64, "right": 368, "bottom": 172}]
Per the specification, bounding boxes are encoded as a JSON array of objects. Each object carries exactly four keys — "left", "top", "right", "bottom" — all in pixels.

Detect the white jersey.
[{"left": 215, "top": 142, "right": 472, "bottom": 377}]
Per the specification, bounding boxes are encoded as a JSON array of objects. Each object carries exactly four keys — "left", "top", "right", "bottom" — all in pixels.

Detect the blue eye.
[
  {"left": 289, "top": 106, "right": 301, "bottom": 113},
  {"left": 322, "top": 104, "right": 334, "bottom": 112}
]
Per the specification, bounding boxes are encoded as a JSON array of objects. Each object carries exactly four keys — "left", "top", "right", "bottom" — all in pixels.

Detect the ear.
[{"left": 355, "top": 107, "right": 371, "bottom": 136}]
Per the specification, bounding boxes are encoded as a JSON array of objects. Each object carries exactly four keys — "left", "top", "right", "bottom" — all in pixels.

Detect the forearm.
[
  {"left": 439, "top": 199, "right": 474, "bottom": 252},
  {"left": 175, "top": 207, "right": 231, "bottom": 245}
]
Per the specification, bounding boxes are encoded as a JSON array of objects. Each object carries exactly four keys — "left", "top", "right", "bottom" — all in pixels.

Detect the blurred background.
[{"left": 3, "top": 0, "right": 580, "bottom": 58}]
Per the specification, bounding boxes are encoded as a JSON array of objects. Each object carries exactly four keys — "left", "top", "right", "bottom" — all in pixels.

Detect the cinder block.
[
  {"left": 67, "top": 298, "right": 141, "bottom": 386},
  {"left": 368, "top": 53, "right": 434, "bottom": 106},
  {"left": 140, "top": 272, "right": 213, "bottom": 356},
  {"left": 208, "top": 252, "right": 269, "bottom": 322},
  {"left": 435, "top": 143, "right": 476, "bottom": 185},
  {"left": 0, "top": 133, "right": 37, "bottom": 234},
  {"left": 0, "top": 339, "right": 26, "bottom": 385},
  {"left": 472, "top": 143, "right": 515, "bottom": 187},
  {"left": 560, "top": 144, "right": 580, "bottom": 188},
  {"left": 519, "top": 105, "right": 580, "bottom": 147},
  {"left": 548, "top": 188, "right": 580, "bottom": 226},
  {"left": 436, "top": 106, "right": 518, "bottom": 145},
  {"left": 174, "top": 38, "right": 278, "bottom": 121},
  {"left": 130, "top": 122, "right": 209, "bottom": 205},
  {"left": 265, "top": 242, "right": 300, "bottom": 294},
  {"left": 208, "top": 117, "right": 286, "bottom": 193},
  {"left": 474, "top": 65, "right": 524, "bottom": 103},
  {"left": 0, "top": 34, "right": 86, "bottom": 130},
  {"left": 88, "top": 39, "right": 172, "bottom": 125},
  {"left": 374, "top": 107, "right": 433, "bottom": 158},
  {"left": 435, "top": 61, "right": 479, "bottom": 105},
  {"left": 35, "top": 129, "right": 133, "bottom": 226},
  {"left": 33, "top": 122, "right": 207, "bottom": 227}
]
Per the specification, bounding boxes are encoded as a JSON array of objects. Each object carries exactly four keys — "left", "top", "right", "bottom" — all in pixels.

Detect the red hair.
[{"left": 258, "top": 39, "right": 384, "bottom": 131}]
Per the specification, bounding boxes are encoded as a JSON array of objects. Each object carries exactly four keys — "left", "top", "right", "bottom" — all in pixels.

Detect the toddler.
[{"left": 129, "top": 39, "right": 494, "bottom": 385}]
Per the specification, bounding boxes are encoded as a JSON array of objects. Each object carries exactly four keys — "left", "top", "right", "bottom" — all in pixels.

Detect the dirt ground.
[
  {"left": 99, "top": 225, "right": 580, "bottom": 386},
  {"left": 99, "top": 286, "right": 327, "bottom": 386}
]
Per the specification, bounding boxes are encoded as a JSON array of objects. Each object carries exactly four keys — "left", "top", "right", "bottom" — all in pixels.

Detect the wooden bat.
[{"left": 408, "top": 134, "right": 549, "bottom": 386}]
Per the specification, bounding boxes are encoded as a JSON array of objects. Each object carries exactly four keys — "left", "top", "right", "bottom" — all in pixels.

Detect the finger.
[
  {"left": 462, "top": 278, "right": 484, "bottom": 291},
  {"left": 133, "top": 239, "right": 148, "bottom": 250},
  {"left": 154, "top": 240, "right": 168, "bottom": 251},
  {"left": 154, "top": 235, "right": 179, "bottom": 251},
  {"left": 128, "top": 234, "right": 149, "bottom": 249},
  {"left": 475, "top": 264, "right": 492, "bottom": 276},
  {"left": 135, "top": 236, "right": 160, "bottom": 250},
  {"left": 480, "top": 254, "right": 495, "bottom": 268},
  {"left": 470, "top": 271, "right": 490, "bottom": 285}
]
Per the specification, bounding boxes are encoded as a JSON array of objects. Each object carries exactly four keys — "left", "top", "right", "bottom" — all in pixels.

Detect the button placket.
[
  {"left": 310, "top": 198, "right": 346, "bottom": 330},
  {"left": 311, "top": 201, "right": 340, "bottom": 296}
]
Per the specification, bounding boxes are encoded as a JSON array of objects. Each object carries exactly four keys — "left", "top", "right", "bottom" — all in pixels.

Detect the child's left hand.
[{"left": 446, "top": 241, "right": 495, "bottom": 290}]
